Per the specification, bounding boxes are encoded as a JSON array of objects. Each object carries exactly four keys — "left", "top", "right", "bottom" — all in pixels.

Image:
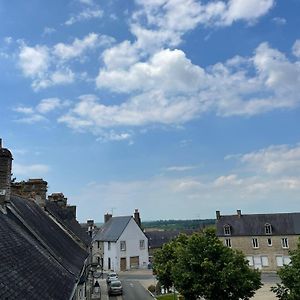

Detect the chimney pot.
[
  {"left": 134, "top": 209, "right": 141, "bottom": 227},
  {"left": 216, "top": 210, "right": 221, "bottom": 220}
]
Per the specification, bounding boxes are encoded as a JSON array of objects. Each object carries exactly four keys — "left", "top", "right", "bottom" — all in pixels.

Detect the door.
[
  {"left": 130, "top": 256, "right": 139, "bottom": 269},
  {"left": 120, "top": 257, "right": 126, "bottom": 271},
  {"left": 108, "top": 257, "right": 111, "bottom": 270}
]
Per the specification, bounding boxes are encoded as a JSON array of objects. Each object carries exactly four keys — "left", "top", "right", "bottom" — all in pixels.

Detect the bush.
[{"left": 148, "top": 284, "right": 156, "bottom": 294}]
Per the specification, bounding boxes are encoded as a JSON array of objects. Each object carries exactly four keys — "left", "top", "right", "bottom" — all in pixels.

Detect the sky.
[{"left": 1, "top": 0, "right": 300, "bottom": 222}]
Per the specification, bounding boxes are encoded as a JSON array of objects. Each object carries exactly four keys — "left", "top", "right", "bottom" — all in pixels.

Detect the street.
[{"left": 109, "top": 279, "right": 153, "bottom": 300}]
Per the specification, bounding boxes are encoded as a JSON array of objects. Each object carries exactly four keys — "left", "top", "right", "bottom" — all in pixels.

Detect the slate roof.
[
  {"left": 93, "top": 216, "right": 132, "bottom": 242},
  {"left": 45, "top": 201, "right": 91, "bottom": 246},
  {"left": 216, "top": 212, "right": 300, "bottom": 237},
  {"left": 0, "top": 195, "right": 88, "bottom": 300},
  {"left": 146, "top": 229, "right": 197, "bottom": 249}
]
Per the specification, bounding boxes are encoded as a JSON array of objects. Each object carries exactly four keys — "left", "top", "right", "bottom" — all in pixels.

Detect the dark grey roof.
[
  {"left": 0, "top": 195, "right": 88, "bottom": 300},
  {"left": 45, "top": 201, "right": 91, "bottom": 246},
  {"left": 93, "top": 216, "right": 132, "bottom": 242},
  {"left": 145, "top": 229, "right": 198, "bottom": 249},
  {"left": 216, "top": 212, "right": 300, "bottom": 236}
]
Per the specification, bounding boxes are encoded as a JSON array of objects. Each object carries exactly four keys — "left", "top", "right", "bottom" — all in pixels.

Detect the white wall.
[
  {"left": 103, "top": 241, "right": 117, "bottom": 271},
  {"left": 116, "top": 218, "right": 149, "bottom": 271}
]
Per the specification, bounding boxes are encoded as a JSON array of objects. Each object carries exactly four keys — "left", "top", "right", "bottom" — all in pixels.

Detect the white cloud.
[
  {"left": 42, "top": 27, "right": 56, "bottom": 36},
  {"left": 36, "top": 98, "right": 62, "bottom": 114},
  {"left": 18, "top": 45, "right": 49, "bottom": 77},
  {"left": 97, "top": 48, "right": 206, "bottom": 93},
  {"left": 65, "top": 8, "right": 103, "bottom": 26},
  {"left": 272, "top": 17, "right": 287, "bottom": 25},
  {"left": 131, "top": 0, "right": 274, "bottom": 51},
  {"left": 17, "top": 33, "right": 114, "bottom": 90},
  {"left": 13, "top": 163, "right": 50, "bottom": 176},
  {"left": 165, "top": 165, "right": 197, "bottom": 172},
  {"left": 238, "top": 144, "right": 300, "bottom": 175},
  {"left": 14, "top": 98, "right": 68, "bottom": 123},
  {"left": 53, "top": 33, "right": 101, "bottom": 60},
  {"left": 292, "top": 40, "right": 300, "bottom": 58}
]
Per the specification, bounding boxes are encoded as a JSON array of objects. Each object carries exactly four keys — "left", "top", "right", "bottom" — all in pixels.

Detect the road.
[{"left": 109, "top": 279, "right": 153, "bottom": 300}]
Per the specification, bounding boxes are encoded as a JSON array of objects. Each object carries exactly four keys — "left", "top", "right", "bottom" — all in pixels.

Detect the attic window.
[
  {"left": 224, "top": 224, "right": 231, "bottom": 236},
  {"left": 265, "top": 223, "right": 272, "bottom": 235}
]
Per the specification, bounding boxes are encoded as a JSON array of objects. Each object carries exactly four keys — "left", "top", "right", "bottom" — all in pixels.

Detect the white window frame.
[
  {"left": 224, "top": 224, "right": 231, "bottom": 236},
  {"left": 281, "top": 238, "right": 289, "bottom": 249},
  {"left": 120, "top": 241, "right": 126, "bottom": 251},
  {"left": 140, "top": 240, "right": 145, "bottom": 249},
  {"left": 267, "top": 238, "right": 272, "bottom": 247},
  {"left": 252, "top": 238, "right": 259, "bottom": 249},
  {"left": 224, "top": 238, "right": 232, "bottom": 248},
  {"left": 265, "top": 223, "right": 272, "bottom": 235}
]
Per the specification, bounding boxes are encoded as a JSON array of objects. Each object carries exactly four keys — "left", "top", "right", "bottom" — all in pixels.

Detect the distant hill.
[{"left": 142, "top": 219, "right": 215, "bottom": 231}]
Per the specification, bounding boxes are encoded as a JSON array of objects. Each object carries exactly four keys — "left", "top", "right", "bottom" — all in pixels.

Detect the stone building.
[
  {"left": 0, "top": 139, "right": 90, "bottom": 300},
  {"left": 216, "top": 209, "right": 300, "bottom": 271}
]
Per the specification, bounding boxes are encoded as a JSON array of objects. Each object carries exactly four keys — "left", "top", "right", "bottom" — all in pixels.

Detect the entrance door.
[
  {"left": 130, "top": 256, "right": 139, "bottom": 269},
  {"left": 120, "top": 257, "right": 126, "bottom": 271}
]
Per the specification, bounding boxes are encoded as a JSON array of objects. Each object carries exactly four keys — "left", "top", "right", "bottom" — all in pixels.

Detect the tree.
[
  {"left": 153, "top": 228, "right": 262, "bottom": 300},
  {"left": 271, "top": 240, "right": 300, "bottom": 300}
]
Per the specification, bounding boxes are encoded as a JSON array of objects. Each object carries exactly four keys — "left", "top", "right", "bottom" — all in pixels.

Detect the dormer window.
[
  {"left": 224, "top": 224, "right": 231, "bottom": 236},
  {"left": 265, "top": 223, "right": 272, "bottom": 235}
]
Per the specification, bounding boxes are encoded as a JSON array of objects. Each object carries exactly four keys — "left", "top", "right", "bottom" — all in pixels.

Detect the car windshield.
[
  {"left": 111, "top": 281, "right": 122, "bottom": 287},
  {"left": 109, "top": 273, "right": 117, "bottom": 277}
]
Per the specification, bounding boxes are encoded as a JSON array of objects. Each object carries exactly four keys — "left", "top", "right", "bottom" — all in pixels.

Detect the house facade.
[
  {"left": 216, "top": 210, "right": 300, "bottom": 271},
  {"left": 92, "top": 210, "right": 149, "bottom": 272}
]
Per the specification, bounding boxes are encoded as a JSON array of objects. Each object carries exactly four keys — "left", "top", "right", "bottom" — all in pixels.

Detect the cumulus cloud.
[
  {"left": 53, "top": 33, "right": 103, "bottom": 60},
  {"left": 19, "top": 45, "right": 49, "bottom": 77},
  {"left": 18, "top": 33, "right": 114, "bottom": 90}
]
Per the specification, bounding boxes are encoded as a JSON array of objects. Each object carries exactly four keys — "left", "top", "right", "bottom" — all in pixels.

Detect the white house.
[{"left": 92, "top": 210, "right": 149, "bottom": 272}]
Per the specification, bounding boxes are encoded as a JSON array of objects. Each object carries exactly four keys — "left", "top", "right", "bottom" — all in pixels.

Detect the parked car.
[
  {"left": 108, "top": 280, "right": 123, "bottom": 296},
  {"left": 106, "top": 272, "right": 118, "bottom": 284}
]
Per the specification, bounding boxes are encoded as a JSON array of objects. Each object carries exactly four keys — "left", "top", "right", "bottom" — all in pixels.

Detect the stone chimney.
[
  {"left": 216, "top": 210, "right": 221, "bottom": 220},
  {"left": 134, "top": 209, "right": 141, "bottom": 227},
  {"left": 237, "top": 209, "right": 242, "bottom": 218},
  {"left": 12, "top": 178, "right": 48, "bottom": 208},
  {"left": 48, "top": 192, "right": 67, "bottom": 207},
  {"left": 0, "top": 139, "right": 13, "bottom": 205},
  {"left": 104, "top": 213, "right": 112, "bottom": 223}
]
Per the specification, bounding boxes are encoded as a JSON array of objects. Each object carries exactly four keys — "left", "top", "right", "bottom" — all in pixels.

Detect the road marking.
[{"left": 129, "top": 283, "right": 134, "bottom": 287}]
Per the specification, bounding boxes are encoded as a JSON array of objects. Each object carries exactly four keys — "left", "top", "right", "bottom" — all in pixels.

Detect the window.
[
  {"left": 261, "top": 256, "right": 269, "bottom": 267},
  {"left": 267, "top": 238, "right": 272, "bottom": 247},
  {"left": 140, "top": 240, "right": 145, "bottom": 249},
  {"left": 120, "top": 241, "right": 126, "bottom": 251},
  {"left": 224, "top": 238, "right": 232, "bottom": 248},
  {"left": 97, "top": 241, "right": 100, "bottom": 249},
  {"left": 223, "top": 224, "right": 231, "bottom": 236},
  {"left": 246, "top": 256, "right": 254, "bottom": 266},
  {"left": 252, "top": 238, "right": 259, "bottom": 248},
  {"left": 276, "top": 256, "right": 291, "bottom": 267},
  {"left": 108, "top": 241, "right": 111, "bottom": 250},
  {"left": 281, "top": 238, "right": 289, "bottom": 249},
  {"left": 265, "top": 223, "right": 272, "bottom": 235}
]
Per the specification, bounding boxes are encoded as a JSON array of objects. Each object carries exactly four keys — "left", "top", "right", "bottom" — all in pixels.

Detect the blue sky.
[{"left": 1, "top": 0, "right": 300, "bottom": 222}]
